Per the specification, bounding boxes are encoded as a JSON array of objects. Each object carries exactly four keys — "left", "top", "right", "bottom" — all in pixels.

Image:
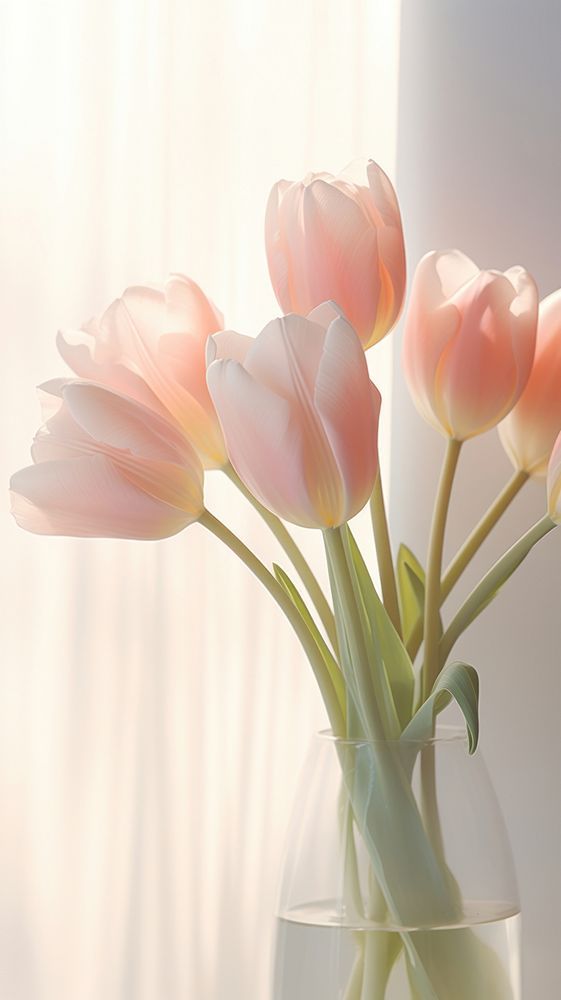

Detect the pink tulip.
[
  {"left": 57, "top": 274, "right": 226, "bottom": 468},
  {"left": 10, "top": 381, "right": 204, "bottom": 539},
  {"left": 206, "top": 305, "right": 381, "bottom": 528},
  {"left": 547, "top": 430, "right": 561, "bottom": 521},
  {"left": 265, "top": 160, "right": 405, "bottom": 350},
  {"left": 402, "top": 250, "right": 538, "bottom": 440},
  {"left": 499, "top": 289, "right": 561, "bottom": 477}
]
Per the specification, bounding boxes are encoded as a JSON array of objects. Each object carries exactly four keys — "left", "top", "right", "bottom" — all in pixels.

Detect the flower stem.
[
  {"left": 422, "top": 438, "right": 462, "bottom": 701},
  {"left": 200, "top": 508, "right": 345, "bottom": 735},
  {"left": 441, "top": 468, "right": 528, "bottom": 601},
  {"left": 406, "top": 467, "right": 528, "bottom": 662},
  {"left": 225, "top": 465, "right": 338, "bottom": 652},
  {"left": 369, "top": 471, "right": 402, "bottom": 638},
  {"left": 440, "top": 513, "right": 556, "bottom": 663}
]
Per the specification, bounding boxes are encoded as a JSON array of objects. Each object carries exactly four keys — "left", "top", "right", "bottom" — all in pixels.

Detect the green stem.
[
  {"left": 422, "top": 439, "right": 462, "bottom": 700},
  {"left": 225, "top": 465, "right": 338, "bottom": 653},
  {"left": 441, "top": 468, "right": 528, "bottom": 601},
  {"left": 407, "top": 466, "right": 529, "bottom": 663},
  {"left": 200, "top": 509, "right": 345, "bottom": 736},
  {"left": 323, "top": 527, "right": 386, "bottom": 741},
  {"left": 369, "top": 472, "right": 402, "bottom": 638},
  {"left": 440, "top": 513, "right": 556, "bottom": 664}
]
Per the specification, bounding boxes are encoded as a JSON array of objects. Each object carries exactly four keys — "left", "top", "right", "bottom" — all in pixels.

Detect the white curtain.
[{"left": 0, "top": 3, "right": 400, "bottom": 998}]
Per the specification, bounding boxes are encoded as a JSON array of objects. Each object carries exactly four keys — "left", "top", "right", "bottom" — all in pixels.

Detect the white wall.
[{"left": 393, "top": 4, "right": 561, "bottom": 995}]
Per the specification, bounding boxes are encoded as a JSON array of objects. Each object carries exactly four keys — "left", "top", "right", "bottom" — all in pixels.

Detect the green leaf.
[
  {"left": 401, "top": 661, "right": 480, "bottom": 754},
  {"left": 397, "top": 544, "right": 425, "bottom": 644},
  {"left": 273, "top": 563, "right": 346, "bottom": 714},
  {"left": 440, "top": 515, "right": 556, "bottom": 663},
  {"left": 346, "top": 530, "right": 415, "bottom": 730},
  {"left": 397, "top": 544, "right": 444, "bottom": 658},
  {"left": 453, "top": 545, "right": 532, "bottom": 636}
]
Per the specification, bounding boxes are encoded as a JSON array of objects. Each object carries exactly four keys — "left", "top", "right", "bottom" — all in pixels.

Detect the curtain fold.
[{"left": 0, "top": 3, "right": 400, "bottom": 997}]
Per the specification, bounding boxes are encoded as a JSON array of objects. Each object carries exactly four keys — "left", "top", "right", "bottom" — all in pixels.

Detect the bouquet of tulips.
[{"left": 10, "top": 159, "right": 561, "bottom": 998}]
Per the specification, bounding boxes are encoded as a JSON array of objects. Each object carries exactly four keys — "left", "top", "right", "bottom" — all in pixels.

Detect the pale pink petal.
[
  {"left": 244, "top": 314, "right": 326, "bottom": 399},
  {"left": 298, "top": 179, "right": 381, "bottom": 342},
  {"left": 32, "top": 399, "right": 94, "bottom": 465},
  {"left": 402, "top": 252, "right": 463, "bottom": 434},
  {"left": 504, "top": 266, "right": 538, "bottom": 398},
  {"left": 364, "top": 159, "right": 403, "bottom": 229},
  {"left": 314, "top": 316, "right": 380, "bottom": 521},
  {"left": 10, "top": 456, "right": 194, "bottom": 539},
  {"left": 265, "top": 180, "right": 293, "bottom": 312},
  {"left": 306, "top": 301, "right": 344, "bottom": 329},
  {"left": 57, "top": 327, "right": 168, "bottom": 417},
  {"left": 114, "top": 453, "right": 203, "bottom": 516},
  {"left": 206, "top": 330, "right": 255, "bottom": 365},
  {"left": 165, "top": 274, "right": 223, "bottom": 334},
  {"left": 499, "top": 287, "right": 561, "bottom": 476},
  {"left": 207, "top": 358, "right": 322, "bottom": 527},
  {"left": 441, "top": 272, "right": 519, "bottom": 438},
  {"left": 61, "top": 382, "right": 196, "bottom": 465},
  {"left": 547, "top": 431, "right": 561, "bottom": 520},
  {"left": 441, "top": 270, "right": 536, "bottom": 438}
]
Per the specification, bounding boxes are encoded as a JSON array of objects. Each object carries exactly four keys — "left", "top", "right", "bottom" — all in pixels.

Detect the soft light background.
[{"left": 0, "top": 2, "right": 399, "bottom": 998}]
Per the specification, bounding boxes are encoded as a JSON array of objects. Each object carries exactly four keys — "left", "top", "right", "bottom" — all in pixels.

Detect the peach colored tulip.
[
  {"left": 265, "top": 159, "right": 405, "bottom": 350},
  {"left": 402, "top": 250, "right": 538, "bottom": 440},
  {"left": 57, "top": 274, "right": 226, "bottom": 468},
  {"left": 499, "top": 289, "right": 561, "bottom": 477},
  {"left": 547, "top": 430, "right": 561, "bottom": 521},
  {"left": 206, "top": 307, "right": 381, "bottom": 528},
  {"left": 10, "top": 381, "right": 204, "bottom": 538}
]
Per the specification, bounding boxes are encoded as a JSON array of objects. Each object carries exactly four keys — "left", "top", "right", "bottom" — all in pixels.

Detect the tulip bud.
[
  {"left": 499, "top": 289, "right": 561, "bottom": 477},
  {"left": 207, "top": 307, "right": 381, "bottom": 528},
  {"left": 265, "top": 159, "right": 405, "bottom": 350},
  {"left": 402, "top": 250, "right": 538, "bottom": 440}
]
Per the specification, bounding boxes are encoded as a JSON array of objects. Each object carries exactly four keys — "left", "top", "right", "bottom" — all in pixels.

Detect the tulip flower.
[
  {"left": 499, "top": 289, "right": 561, "bottom": 477},
  {"left": 265, "top": 159, "right": 405, "bottom": 350},
  {"left": 57, "top": 274, "right": 226, "bottom": 468},
  {"left": 206, "top": 306, "right": 381, "bottom": 528},
  {"left": 402, "top": 250, "right": 538, "bottom": 440},
  {"left": 10, "top": 381, "right": 204, "bottom": 539}
]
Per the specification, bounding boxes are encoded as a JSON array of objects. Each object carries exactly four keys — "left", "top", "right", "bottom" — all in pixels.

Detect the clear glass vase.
[{"left": 272, "top": 728, "right": 520, "bottom": 1000}]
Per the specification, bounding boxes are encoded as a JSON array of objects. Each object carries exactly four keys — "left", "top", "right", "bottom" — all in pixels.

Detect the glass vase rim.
[{"left": 316, "top": 723, "right": 469, "bottom": 748}]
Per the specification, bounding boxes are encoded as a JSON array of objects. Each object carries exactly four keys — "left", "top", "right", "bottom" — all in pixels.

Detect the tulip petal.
[
  {"left": 265, "top": 180, "right": 293, "bottom": 313},
  {"left": 504, "top": 266, "right": 538, "bottom": 398},
  {"left": 57, "top": 327, "right": 166, "bottom": 416},
  {"left": 207, "top": 358, "right": 323, "bottom": 527},
  {"left": 10, "top": 455, "right": 194, "bottom": 539},
  {"left": 314, "top": 316, "right": 380, "bottom": 521},
  {"left": 499, "top": 286, "right": 561, "bottom": 476},
  {"left": 442, "top": 271, "right": 536, "bottom": 438},
  {"left": 402, "top": 252, "right": 464, "bottom": 434},
  {"left": 547, "top": 431, "right": 561, "bottom": 520},
  {"left": 244, "top": 314, "right": 325, "bottom": 397},
  {"left": 306, "top": 301, "right": 344, "bottom": 329},
  {"left": 299, "top": 179, "right": 382, "bottom": 340},
  {"left": 165, "top": 274, "right": 223, "bottom": 334},
  {"left": 61, "top": 382, "right": 197, "bottom": 465},
  {"left": 205, "top": 330, "right": 254, "bottom": 365}
]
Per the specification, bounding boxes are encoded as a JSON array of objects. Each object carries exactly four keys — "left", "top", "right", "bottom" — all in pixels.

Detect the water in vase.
[{"left": 272, "top": 899, "right": 521, "bottom": 1000}]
